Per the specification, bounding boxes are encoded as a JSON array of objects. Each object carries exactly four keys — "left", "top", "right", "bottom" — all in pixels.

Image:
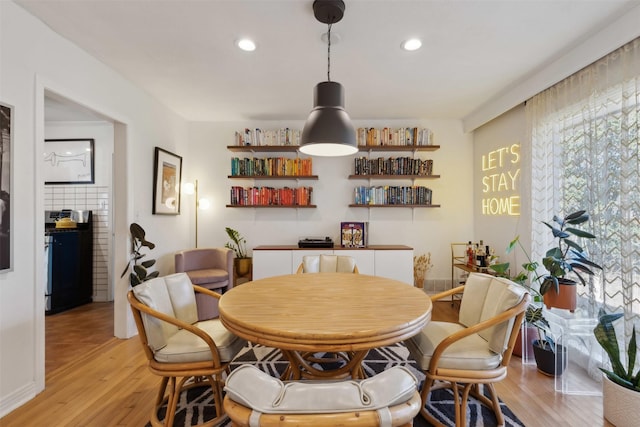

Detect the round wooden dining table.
[{"left": 219, "top": 273, "right": 432, "bottom": 380}]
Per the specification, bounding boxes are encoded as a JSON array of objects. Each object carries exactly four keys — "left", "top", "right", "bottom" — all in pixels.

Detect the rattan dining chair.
[
  {"left": 295, "top": 254, "right": 359, "bottom": 273},
  {"left": 128, "top": 272, "right": 246, "bottom": 427},
  {"left": 405, "top": 273, "right": 529, "bottom": 427}
]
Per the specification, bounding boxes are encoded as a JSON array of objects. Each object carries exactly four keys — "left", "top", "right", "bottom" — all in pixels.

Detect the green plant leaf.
[
  {"left": 141, "top": 259, "right": 156, "bottom": 269},
  {"left": 564, "top": 210, "right": 586, "bottom": 221},
  {"left": 565, "top": 227, "right": 596, "bottom": 239},
  {"left": 489, "top": 262, "right": 510, "bottom": 274},
  {"left": 133, "top": 264, "right": 147, "bottom": 280},
  {"left": 564, "top": 239, "right": 584, "bottom": 253}
]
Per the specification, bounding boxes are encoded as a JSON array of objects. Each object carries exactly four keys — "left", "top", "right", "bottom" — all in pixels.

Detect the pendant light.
[{"left": 299, "top": 0, "right": 358, "bottom": 157}]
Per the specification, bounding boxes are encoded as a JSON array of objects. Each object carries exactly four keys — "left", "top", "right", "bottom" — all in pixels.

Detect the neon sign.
[{"left": 481, "top": 144, "right": 520, "bottom": 216}]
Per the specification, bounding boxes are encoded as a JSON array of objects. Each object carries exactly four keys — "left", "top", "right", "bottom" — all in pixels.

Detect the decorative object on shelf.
[
  {"left": 539, "top": 210, "right": 602, "bottom": 311},
  {"left": 44, "top": 138, "right": 95, "bottom": 185},
  {"left": 340, "top": 222, "right": 367, "bottom": 247},
  {"left": 357, "top": 127, "right": 433, "bottom": 147},
  {"left": 594, "top": 308, "right": 640, "bottom": 427},
  {"left": 183, "top": 179, "right": 210, "bottom": 248},
  {"left": 152, "top": 147, "right": 182, "bottom": 215},
  {"left": 299, "top": 0, "right": 357, "bottom": 157},
  {"left": 229, "top": 186, "right": 314, "bottom": 207},
  {"left": 413, "top": 253, "right": 432, "bottom": 288},
  {"left": 225, "top": 226, "right": 252, "bottom": 276},
  {"left": 120, "top": 223, "right": 158, "bottom": 287}
]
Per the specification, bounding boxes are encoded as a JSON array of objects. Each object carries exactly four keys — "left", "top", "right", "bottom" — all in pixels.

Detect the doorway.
[{"left": 43, "top": 91, "right": 117, "bottom": 369}]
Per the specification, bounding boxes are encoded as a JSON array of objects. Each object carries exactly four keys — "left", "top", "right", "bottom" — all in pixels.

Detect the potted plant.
[
  {"left": 539, "top": 210, "right": 602, "bottom": 311},
  {"left": 120, "top": 223, "right": 159, "bottom": 287},
  {"left": 594, "top": 309, "right": 640, "bottom": 427},
  {"left": 225, "top": 226, "right": 252, "bottom": 276}
]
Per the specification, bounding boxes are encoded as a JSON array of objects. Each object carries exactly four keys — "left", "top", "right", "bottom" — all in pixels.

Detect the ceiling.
[{"left": 17, "top": 0, "right": 639, "bottom": 125}]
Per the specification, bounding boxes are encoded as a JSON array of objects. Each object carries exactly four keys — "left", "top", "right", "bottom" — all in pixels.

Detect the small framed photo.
[
  {"left": 44, "top": 138, "right": 95, "bottom": 184},
  {"left": 340, "top": 222, "right": 368, "bottom": 248},
  {"left": 153, "top": 147, "right": 182, "bottom": 215}
]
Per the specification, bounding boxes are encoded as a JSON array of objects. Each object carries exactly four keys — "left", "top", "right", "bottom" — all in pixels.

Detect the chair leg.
[
  {"left": 469, "top": 383, "right": 505, "bottom": 427},
  {"left": 418, "top": 377, "right": 447, "bottom": 427}
]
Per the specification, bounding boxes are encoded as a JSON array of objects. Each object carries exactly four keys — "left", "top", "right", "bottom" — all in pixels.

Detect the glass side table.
[{"left": 544, "top": 307, "right": 603, "bottom": 396}]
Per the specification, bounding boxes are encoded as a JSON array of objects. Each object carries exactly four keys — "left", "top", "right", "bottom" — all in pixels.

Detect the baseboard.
[{"left": 0, "top": 381, "right": 36, "bottom": 419}]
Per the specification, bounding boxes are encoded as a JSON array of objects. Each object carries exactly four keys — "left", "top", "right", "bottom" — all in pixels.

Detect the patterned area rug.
[{"left": 151, "top": 342, "right": 526, "bottom": 427}]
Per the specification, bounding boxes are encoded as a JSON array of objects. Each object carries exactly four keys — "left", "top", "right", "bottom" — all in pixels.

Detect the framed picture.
[
  {"left": 44, "top": 138, "right": 95, "bottom": 184},
  {"left": 340, "top": 221, "right": 368, "bottom": 248},
  {"left": 0, "top": 102, "right": 12, "bottom": 271},
  {"left": 153, "top": 147, "right": 182, "bottom": 215}
]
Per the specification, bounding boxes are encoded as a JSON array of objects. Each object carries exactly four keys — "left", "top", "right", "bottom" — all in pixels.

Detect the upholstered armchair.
[
  {"left": 296, "top": 254, "right": 359, "bottom": 274},
  {"left": 127, "top": 272, "right": 246, "bottom": 427},
  {"left": 175, "top": 248, "right": 233, "bottom": 320},
  {"left": 405, "top": 272, "right": 529, "bottom": 427}
]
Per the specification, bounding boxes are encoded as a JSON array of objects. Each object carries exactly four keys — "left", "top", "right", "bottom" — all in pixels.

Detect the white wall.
[
  {"left": 0, "top": 1, "right": 190, "bottom": 416},
  {"left": 187, "top": 119, "right": 474, "bottom": 283},
  {"left": 472, "top": 104, "right": 531, "bottom": 270}
]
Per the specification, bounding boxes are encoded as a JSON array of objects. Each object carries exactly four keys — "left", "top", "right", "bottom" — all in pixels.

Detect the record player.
[{"left": 298, "top": 236, "right": 334, "bottom": 248}]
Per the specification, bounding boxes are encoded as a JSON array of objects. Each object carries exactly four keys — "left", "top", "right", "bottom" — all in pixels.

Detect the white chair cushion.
[
  {"left": 164, "top": 272, "right": 199, "bottom": 324},
  {"left": 458, "top": 273, "right": 493, "bottom": 327},
  {"left": 224, "top": 364, "right": 417, "bottom": 414},
  {"left": 153, "top": 318, "right": 245, "bottom": 363},
  {"left": 319, "top": 254, "right": 338, "bottom": 272},
  {"left": 302, "top": 255, "right": 320, "bottom": 273},
  {"left": 406, "top": 321, "right": 502, "bottom": 371},
  {"left": 336, "top": 256, "right": 357, "bottom": 273},
  {"left": 133, "top": 276, "right": 179, "bottom": 351},
  {"left": 483, "top": 277, "right": 526, "bottom": 353}
]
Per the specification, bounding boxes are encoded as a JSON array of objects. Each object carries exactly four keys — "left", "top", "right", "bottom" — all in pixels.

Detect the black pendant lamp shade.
[{"left": 299, "top": 0, "right": 358, "bottom": 157}]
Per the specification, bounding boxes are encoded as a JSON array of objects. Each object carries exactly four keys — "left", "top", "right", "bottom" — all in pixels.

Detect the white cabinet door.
[
  {"left": 337, "top": 250, "right": 375, "bottom": 275},
  {"left": 253, "top": 251, "right": 292, "bottom": 280},
  {"left": 374, "top": 250, "right": 414, "bottom": 285}
]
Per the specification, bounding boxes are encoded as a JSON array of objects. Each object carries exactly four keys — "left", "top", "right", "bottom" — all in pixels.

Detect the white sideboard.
[{"left": 252, "top": 245, "right": 413, "bottom": 285}]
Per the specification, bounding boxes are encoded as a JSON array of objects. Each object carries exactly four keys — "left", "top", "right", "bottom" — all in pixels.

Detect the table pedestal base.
[{"left": 280, "top": 350, "right": 368, "bottom": 380}]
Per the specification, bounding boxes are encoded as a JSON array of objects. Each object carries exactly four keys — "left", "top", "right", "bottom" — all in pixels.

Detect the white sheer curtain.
[{"left": 526, "top": 37, "right": 640, "bottom": 331}]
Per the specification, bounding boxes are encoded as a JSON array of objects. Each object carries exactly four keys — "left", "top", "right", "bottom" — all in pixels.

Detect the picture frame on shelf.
[
  {"left": 340, "top": 221, "right": 368, "bottom": 247},
  {"left": 43, "top": 138, "right": 95, "bottom": 185},
  {"left": 153, "top": 147, "right": 182, "bottom": 215},
  {"left": 0, "top": 102, "right": 13, "bottom": 272}
]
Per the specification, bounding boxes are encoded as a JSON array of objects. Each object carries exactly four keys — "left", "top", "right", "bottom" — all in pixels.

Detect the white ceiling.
[{"left": 17, "top": 0, "right": 640, "bottom": 124}]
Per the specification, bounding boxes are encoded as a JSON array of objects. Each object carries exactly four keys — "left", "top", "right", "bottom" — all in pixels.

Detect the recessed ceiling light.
[
  {"left": 402, "top": 38, "right": 422, "bottom": 51},
  {"left": 237, "top": 38, "right": 256, "bottom": 52}
]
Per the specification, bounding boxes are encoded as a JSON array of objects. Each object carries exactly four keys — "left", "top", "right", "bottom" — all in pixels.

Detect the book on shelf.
[
  {"left": 353, "top": 156, "right": 434, "bottom": 176},
  {"left": 231, "top": 157, "right": 313, "bottom": 176},
  {"left": 234, "top": 128, "right": 301, "bottom": 146},
  {"left": 356, "top": 127, "right": 433, "bottom": 147},
  {"left": 353, "top": 185, "right": 433, "bottom": 205},
  {"left": 230, "top": 186, "right": 313, "bottom": 206},
  {"left": 340, "top": 222, "right": 368, "bottom": 247}
]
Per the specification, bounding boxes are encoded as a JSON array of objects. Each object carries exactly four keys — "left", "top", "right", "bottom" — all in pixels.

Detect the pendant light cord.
[{"left": 327, "top": 23, "right": 332, "bottom": 82}]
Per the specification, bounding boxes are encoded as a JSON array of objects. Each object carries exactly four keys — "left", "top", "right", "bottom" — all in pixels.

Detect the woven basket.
[{"left": 603, "top": 374, "right": 640, "bottom": 427}]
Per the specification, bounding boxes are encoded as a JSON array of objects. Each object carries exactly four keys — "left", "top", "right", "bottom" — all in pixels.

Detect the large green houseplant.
[
  {"left": 594, "top": 309, "right": 640, "bottom": 426},
  {"left": 538, "top": 210, "right": 602, "bottom": 311},
  {"left": 225, "top": 226, "right": 252, "bottom": 276}
]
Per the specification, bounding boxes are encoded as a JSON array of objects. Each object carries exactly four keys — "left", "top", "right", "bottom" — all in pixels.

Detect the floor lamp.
[{"left": 183, "top": 179, "right": 210, "bottom": 248}]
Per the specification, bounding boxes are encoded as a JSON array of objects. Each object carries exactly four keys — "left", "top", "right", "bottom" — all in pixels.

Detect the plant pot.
[
  {"left": 603, "top": 373, "right": 640, "bottom": 427},
  {"left": 513, "top": 324, "right": 537, "bottom": 360},
  {"left": 543, "top": 278, "right": 577, "bottom": 312},
  {"left": 234, "top": 258, "right": 252, "bottom": 277},
  {"left": 532, "top": 340, "right": 567, "bottom": 376}
]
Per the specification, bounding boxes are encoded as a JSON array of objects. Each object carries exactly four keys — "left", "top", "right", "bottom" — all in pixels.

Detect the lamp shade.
[{"left": 299, "top": 81, "right": 358, "bottom": 157}]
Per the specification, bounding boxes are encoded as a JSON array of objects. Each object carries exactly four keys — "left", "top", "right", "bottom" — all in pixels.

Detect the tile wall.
[{"left": 44, "top": 185, "right": 111, "bottom": 301}]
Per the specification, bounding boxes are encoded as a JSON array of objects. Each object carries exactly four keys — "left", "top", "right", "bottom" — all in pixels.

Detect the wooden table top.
[{"left": 219, "top": 273, "right": 432, "bottom": 352}]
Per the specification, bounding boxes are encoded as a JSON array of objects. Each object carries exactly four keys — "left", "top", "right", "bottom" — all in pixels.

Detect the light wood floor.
[{"left": 0, "top": 301, "right": 612, "bottom": 426}]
